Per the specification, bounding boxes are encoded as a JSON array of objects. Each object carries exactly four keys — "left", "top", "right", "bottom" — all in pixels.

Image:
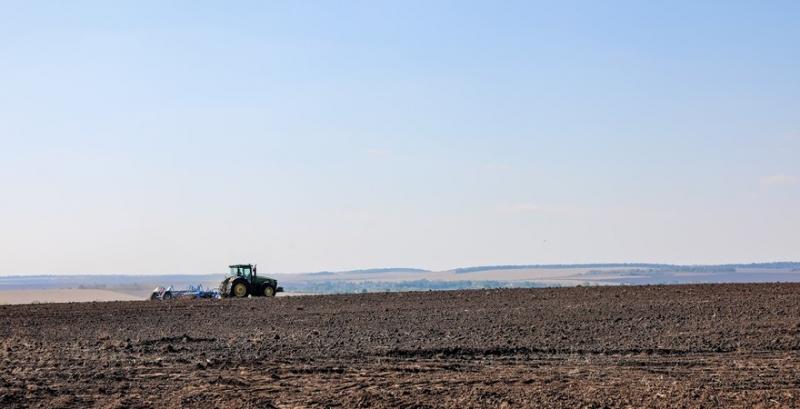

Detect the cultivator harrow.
[{"left": 150, "top": 284, "right": 220, "bottom": 301}]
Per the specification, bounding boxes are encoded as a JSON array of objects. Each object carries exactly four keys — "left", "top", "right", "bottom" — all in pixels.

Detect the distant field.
[{"left": 0, "top": 289, "right": 142, "bottom": 305}]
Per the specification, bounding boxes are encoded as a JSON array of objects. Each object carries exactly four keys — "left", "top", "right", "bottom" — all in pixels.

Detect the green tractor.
[{"left": 219, "top": 264, "right": 283, "bottom": 298}]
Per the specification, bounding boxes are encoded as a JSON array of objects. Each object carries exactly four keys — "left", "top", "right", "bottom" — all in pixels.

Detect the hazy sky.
[{"left": 1, "top": 1, "right": 798, "bottom": 275}]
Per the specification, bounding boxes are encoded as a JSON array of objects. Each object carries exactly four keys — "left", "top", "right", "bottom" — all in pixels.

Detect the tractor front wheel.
[
  {"left": 263, "top": 286, "right": 275, "bottom": 297},
  {"left": 232, "top": 282, "right": 248, "bottom": 298}
]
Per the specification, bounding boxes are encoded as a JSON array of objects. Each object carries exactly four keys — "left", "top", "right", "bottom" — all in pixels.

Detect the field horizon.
[{"left": 2, "top": 261, "right": 799, "bottom": 304}]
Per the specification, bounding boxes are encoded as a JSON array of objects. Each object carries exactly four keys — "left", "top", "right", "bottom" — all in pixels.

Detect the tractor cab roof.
[{"left": 229, "top": 264, "right": 253, "bottom": 268}]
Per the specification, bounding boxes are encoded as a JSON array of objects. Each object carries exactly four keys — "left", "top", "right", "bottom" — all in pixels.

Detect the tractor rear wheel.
[
  {"left": 263, "top": 286, "right": 275, "bottom": 297},
  {"left": 232, "top": 282, "right": 248, "bottom": 298}
]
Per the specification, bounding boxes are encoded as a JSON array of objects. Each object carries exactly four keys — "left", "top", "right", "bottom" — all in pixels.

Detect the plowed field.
[{"left": 2, "top": 283, "right": 800, "bottom": 408}]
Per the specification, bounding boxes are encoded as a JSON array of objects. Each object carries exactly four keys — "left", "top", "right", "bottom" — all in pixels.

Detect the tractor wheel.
[
  {"left": 263, "top": 286, "right": 275, "bottom": 297},
  {"left": 232, "top": 282, "right": 248, "bottom": 298},
  {"left": 163, "top": 292, "right": 173, "bottom": 300}
]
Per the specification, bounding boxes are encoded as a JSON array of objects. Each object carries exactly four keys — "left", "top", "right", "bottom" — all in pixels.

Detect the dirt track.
[{"left": 2, "top": 283, "right": 800, "bottom": 408}]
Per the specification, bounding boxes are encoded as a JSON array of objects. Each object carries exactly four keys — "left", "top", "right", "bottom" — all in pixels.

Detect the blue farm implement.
[{"left": 150, "top": 285, "right": 219, "bottom": 300}]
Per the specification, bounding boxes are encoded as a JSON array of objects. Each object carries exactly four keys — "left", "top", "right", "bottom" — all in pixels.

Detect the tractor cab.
[{"left": 229, "top": 264, "right": 257, "bottom": 280}]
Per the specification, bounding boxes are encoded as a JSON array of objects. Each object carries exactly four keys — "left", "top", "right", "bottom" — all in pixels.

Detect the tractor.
[{"left": 219, "top": 264, "right": 283, "bottom": 298}]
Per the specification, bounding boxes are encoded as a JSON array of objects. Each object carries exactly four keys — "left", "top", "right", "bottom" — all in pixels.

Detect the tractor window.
[{"left": 229, "top": 266, "right": 253, "bottom": 279}]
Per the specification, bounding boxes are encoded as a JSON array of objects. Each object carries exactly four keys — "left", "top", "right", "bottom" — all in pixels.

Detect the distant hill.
[
  {"left": 452, "top": 262, "right": 800, "bottom": 274},
  {"left": 0, "top": 274, "right": 220, "bottom": 291},
  {"left": 301, "top": 268, "right": 429, "bottom": 277},
  {"left": 339, "top": 267, "right": 430, "bottom": 274}
]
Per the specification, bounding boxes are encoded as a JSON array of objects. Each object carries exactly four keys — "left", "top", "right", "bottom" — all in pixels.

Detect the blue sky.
[{"left": 1, "top": 1, "right": 798, "bottom": 274}]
